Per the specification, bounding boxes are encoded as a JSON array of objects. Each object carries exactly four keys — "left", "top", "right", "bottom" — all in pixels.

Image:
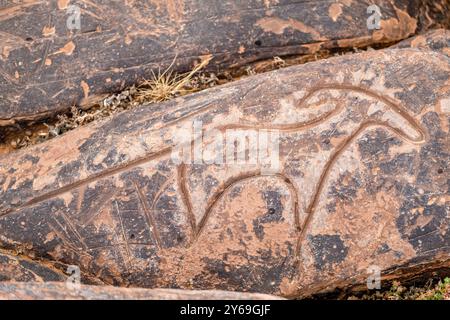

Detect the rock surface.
[
  {"left": 0, "top": 48, "right": 448, "bottom": 298},
  {"left": 0, "top": 0, "right": 431, "bottom": 125},
  {"left": 393, "top": 29, "right": 450, "bottom": 56},
  {"left": 0, "top": 282, "right": 283, "bottom": 300},
  {"left": 418, "top": 0, "right": 450, "bottom": 30},
  {"left": 0, "top": 252, "right": 67, "bottom": 283}
]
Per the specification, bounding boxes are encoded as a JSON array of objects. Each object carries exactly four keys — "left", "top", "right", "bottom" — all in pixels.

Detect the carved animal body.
[
  {"left": 0, "top": 0, "right": 440, "bottom": 125},
  {"left": 0, "top": 49, "right": 449, "bottom": 297}
]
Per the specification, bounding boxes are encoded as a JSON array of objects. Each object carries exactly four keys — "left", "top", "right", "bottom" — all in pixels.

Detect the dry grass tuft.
[
  {"left": 1, "top": 56, "right": 213, "bottom": 153},
  {"left": 0, "top": 47, "right": 379, "bottom": 154},
  {"left": 136, "top": 56, "right": 212, "bottom": 103}
]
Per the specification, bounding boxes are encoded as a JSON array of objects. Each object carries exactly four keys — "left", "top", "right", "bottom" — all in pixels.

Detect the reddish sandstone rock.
[
  {"left": 0, "top": 0, "right": 429, "bottom": 125},
  {"left": 0, "top": 49, "right": 448, "bottom": 298},
  {"left": 0, "top": 282, "right": 283, "bottom": 300},
  {"left": 418, "top": 0, "right": 450, "bottom": 30},
  {"left": 392, "top": 29, "right": 450, "bottom": 56}
]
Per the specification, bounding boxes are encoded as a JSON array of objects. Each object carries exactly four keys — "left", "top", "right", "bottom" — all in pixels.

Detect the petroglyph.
[
  {"left": 0, "top": 0, "right": 438, "bottom": 124},
  {"left": 0, "top": 49, "right": 448, "bottom": 297}
]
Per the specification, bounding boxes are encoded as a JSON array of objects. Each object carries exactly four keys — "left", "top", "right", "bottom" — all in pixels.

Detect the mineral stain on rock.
[
  {"left": 0, "top": 48, "right": 449, "bottom": 298},
  {"left": 308, "top": 235, "right": 349, "bottom": 270},
  {"left": 252, "top": 190, "right": 285, "bottom": 241},
  {"left": 0, "top": 0, "right": 443, "bottom": 124}
]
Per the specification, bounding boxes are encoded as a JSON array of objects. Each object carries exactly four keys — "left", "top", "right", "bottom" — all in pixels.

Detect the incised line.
[{"left": 133, "top": 180, "right": 162, "bottom": 250}]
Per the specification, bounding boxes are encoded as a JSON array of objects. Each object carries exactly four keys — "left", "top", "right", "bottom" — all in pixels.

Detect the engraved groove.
[
  {"left": 113, "top": 200, "right": 132, "bottom": 272},
  {"left": 0, "top": 85, "right": 428, "bottom": 262},
  {"left": 0, "top": 147, "right": 172, "bottom": 216},
  {"left": 133, "top": 180, "right": 162, "bottom": 249},
  {"left": 295, "top": 119, "right": 425, "bottom": 261},
  {"left": 177, "top": 164, "right": 198, "bottom": 240},
  {"left": 186, "top": 170, "right": 301, "bottom": 243}
]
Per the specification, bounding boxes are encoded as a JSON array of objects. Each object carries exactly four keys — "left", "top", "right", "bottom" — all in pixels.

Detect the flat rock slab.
[
  {"left": 0, "top": 48, "right": 449, "bottom": 298},
  {"left": 0, "top": 252, "right": 67, "bottom": 283},
  {"left": 0, "top": 0, "right": 427, "bottom": 125},
  {"left": 0, "top": 251, "right": 107, "bottom": 284},
  {"left": 0, "top": 282, "right": 283, "bottom": 300},
  {"left": 393, "top": 29, "right": 450, "bottom": 56}
]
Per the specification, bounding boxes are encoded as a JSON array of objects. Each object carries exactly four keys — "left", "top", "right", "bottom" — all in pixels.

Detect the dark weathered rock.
[
  {"left": 0, "top": 251, "right": 106, "bottom": 284},
  {"left": 418, "top": 0, "right": 450, "bottom": 31},
  {"left": 0, "top": 252, "right": 67, "bottom": 282},
  {"left": 0, "top": 0, "right": 427, "bottom": 125},
  {"left": 0, "top": 282, "right": 284, "bottom": 300},
  {"left": 392, "top": 29, "right": 450, "bottom": 56},
  {"left": 0, "top": 48, "right": 449, "bottom": 297}
]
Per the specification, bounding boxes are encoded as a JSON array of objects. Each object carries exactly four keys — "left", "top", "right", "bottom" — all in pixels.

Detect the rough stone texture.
[
  {"left": 0, "top": 252, "right": 67, "bottom": 283},
  {"left": 0, "top": 282, "right": 284, "bottom": 300},
  {"left": 0, "top": 0, "right": 428, "bottom": 125},
  {"left": 0, "top": 48, "right": 449, "bottom": 298},
  {"left": 0, "top": 251, "right": 106, "bottom": 285},
  {"left": 418, "top": 0, "right": 450, "bottom": 31},
  {"left": 393, "top": 29, "right": 450, "bottom": 56}
]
